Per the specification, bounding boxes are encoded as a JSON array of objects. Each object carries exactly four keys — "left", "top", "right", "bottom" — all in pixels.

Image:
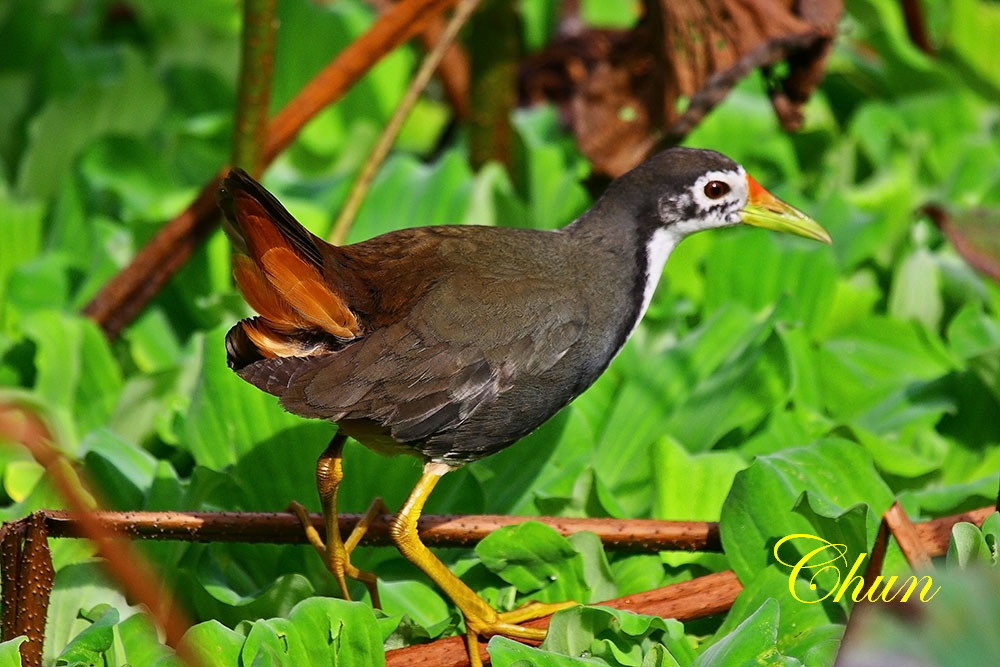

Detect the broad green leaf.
[
  {"left": 19, "top": 310, "right": 123, "bottom": 445},
  {"left": 652, "top": 436, "right": 746, "bottom": 522},
  {"left": 817, "top": 316, "right": 958, "bottom": 420},
  {"left": 567, "top": 532, "right": 618, "bottom": 603},
  {"left": 709, "top": 569, "right": 841, "bottom": 656},
  {"left": 475, "top": 522, "right": 595, "bottom": 603},
  {"left": 947, "top": 513, "right": 1000, "bottom": 569},
  {"left": 539, "top": 606, "right": 693, "bottom": 667},
  {"left": 947, "top": 304, "right": 1000, "bottom": 401},
  {"left": 609, "top": 555, "right": 667, "bottom": 598},
  {"left": 2, "top": 459, "right": 44, "bottom": 503},
  {"left": 661, "top": 330, "right": 792, "bottom": 453},
  {"left": 45, "top": 563, "right": 139, "bottom": 664},
  {"left": 55, "top": 605, "right": 118, "bottom": 665},
  {"left": 228, "top": 598, "right": 390, "bottom": 667},
  {"left": 703, "top": 231, "right": 838, "bottom": 335},
  {"left": 592, "top": 305, "right": 780, "bottom": 516},
  {"left": 489, "top": 635, "right": 604, "bottom": 666},
  {"left": 887, "top": 247, "right": 943, "bottom": 330},
  {"left": 897, "top": 476, "right": 1000, "bottom": 516},
  {"left": 0, "top": 193, "right": 43, "bottom": 315},
  {"left": 694, "top": 599, "right": 794, "bottom": 667},
  {"left": 0, "top": 637, "right": 27, "bottom": 667},
  {"left": 186, "top": 546, "right": 319, "bottom": 627},
  {"left": 116, "top": 613, "right": 172, "bottom": 667},
  {"left": 80, "top": 428, "right": 159, "bottom": 510},
  {"left": 347, "top": 151, "right": 476, "bottom": 243},
  {"left": 176, "top": 620, "right": 244, "bottom": 666},
  {"left": 122, "top": 308, "right": 185, "bottom": 374},
  {"left": 720, "top": 439, "right": 894, "bottom": 584},
  {"left": 946, "top": 0, "right": 1000, "bottom": 94},
  {"left": 376, "top": 564, "right": 451, "bottom": 637},
  {"left": 17, "top": 47, "right": 167, "bottom": 199}
]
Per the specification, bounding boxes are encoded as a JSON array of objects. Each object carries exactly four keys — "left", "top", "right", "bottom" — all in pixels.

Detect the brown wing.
[{"left": 277, "top": 274, "right": 586, "bottom": 446}]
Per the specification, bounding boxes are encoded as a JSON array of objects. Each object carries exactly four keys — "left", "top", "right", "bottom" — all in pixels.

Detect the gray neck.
[{"left": 564, "top": 197, "right": 681, "bottom": 360}]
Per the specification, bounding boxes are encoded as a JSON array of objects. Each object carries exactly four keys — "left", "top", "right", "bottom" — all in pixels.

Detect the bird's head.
[{"left": 636, "top": 147, "right": 831, "bottom": 244}]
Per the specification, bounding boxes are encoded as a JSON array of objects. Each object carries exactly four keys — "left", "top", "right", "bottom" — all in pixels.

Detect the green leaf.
[
  {"left": 234, "top": 597, "right": 390, "bottom": 667},
  {"left": 17, "top": 47, "right": 167, "bottom": 199},
  {"left": 947, "top": 513, "right": 1000, "bottom": 569},
  {"left": 176, "top": 620, "right": 244, "bottom": 666},
  {"left": 720, "top": 439, "right": 895, "bottom": 586},
  {"left": 489, "top": 635, "right": 605, "bottom": 666},
  {"left": 817, "top": 316, "right": 958, "bottom": 420},
  {"left": 710, "top": 569, "right": 841, "bottom": 658},
  {"left": 703, "top": 231, "right": 839, "bottom": 335},
  {"left": 45, "top": 562, "right": 139, "bottom": 663},
  {"left": 475, "top": 522, "right": 598, "bottom": 603},
  {"left": 538, "top": 606, "right": 693, "bottom": 667},
  {"left": 347, "top": 151, "right": 477, "bottom": 243},
  {"left": 55, "top": 605, "right": 119, "bottom": 665},
  {"left": 116, "top": 613, "right": 172, "bottom": 667},
  {"left": 80, "top": 428, "right": 159, "bottom": 510},
  {"left": 187, "top": 547, "right": 319, "bottom": 627},
  {"left": 694, "top": 599, "right": 794, "bottom": 666},
  {"left": 652, "top": 436, "right": 746, "bottom": 522},
  {"left": 887, "top": 248, "right": 943, "bottom": 330},
  {"left": 18, "top": 310, "right": 123, "bottom": 444},
  {"left": 0, "top": 192, "right": 44, "bottom": 315},
  {"left": 0, "top": 637, "right": 27, "bottom": 667},
  {"left": 376, "top": 564, "right": 451, "bottom": 637}
]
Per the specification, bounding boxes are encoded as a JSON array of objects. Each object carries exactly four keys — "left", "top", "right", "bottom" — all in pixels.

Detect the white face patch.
[
  {"left": 664, "top": 166, "right": 749, "bottom": 237},
  {"left": 632, "top": 165, "right": 748, "bottom": 332}
]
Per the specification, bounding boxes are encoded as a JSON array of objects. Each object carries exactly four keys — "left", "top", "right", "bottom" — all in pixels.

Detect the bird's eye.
[{"left": 703, "top": 180, "right": 730, "bottom": 199}]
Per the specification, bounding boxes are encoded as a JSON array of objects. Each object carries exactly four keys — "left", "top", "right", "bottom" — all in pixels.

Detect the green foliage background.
[{"left": 0, "top": 0, "right": 998, "bottom": 664}]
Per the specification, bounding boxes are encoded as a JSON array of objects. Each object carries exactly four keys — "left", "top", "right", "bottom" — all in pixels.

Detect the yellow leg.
[
  {"left": 291, "top": 434, "right": 382, "bottom": 607},
  {"left": 390, "top": 462, "right": 576, "bottom": 666}
]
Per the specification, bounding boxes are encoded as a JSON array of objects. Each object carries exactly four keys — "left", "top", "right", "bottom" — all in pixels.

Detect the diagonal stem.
[{"left": 329, "top": 0, "right": 481, "bottom": 245}]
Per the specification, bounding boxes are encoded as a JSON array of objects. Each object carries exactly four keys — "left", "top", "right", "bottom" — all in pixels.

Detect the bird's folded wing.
[{"left": 279, "top": 278, "right": 586, "bottom": 443}]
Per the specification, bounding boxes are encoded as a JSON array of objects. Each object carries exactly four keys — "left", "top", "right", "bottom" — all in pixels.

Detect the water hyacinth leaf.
[
  {"left": 19, "top": 310, "right": 123, "bottom": 445},
  {"left": 176, "top": 620, "right": 244, "bottom": 666},
  {"left": 375, "top": 567, "right": 451, "bottom": 637},
  {"left": 540, "top": 605, "right": 693, "bottom": 666},
  {"left": 816, "top": 316, "right": 958, "bottom": 420},
  {"left": 489, "top": 636, "right": 605, "bottom": 666},
  {"left": 475, "top": 521, "right": 592, "bottom": 602},
  {"left": 116, "top": 613, "right": 173, "bottom": 667},
  {"left": 0, "top": 193, "right": 44, "bottom": 310},
  {"left": 652, "top": 436, "right": 747, "bottom": 521},
  {"left": 0, "top": 637, "right": 27, "bottom": 667},
  {"left": 693, "top": 598, "right": 785, "bottom": 667},
  {"left": 702, "top": 231, "right": 839, "bottom": 335},
  {"left": 55, "top": 605, "right": 119, "bottom": 665},
  {"left": 45, "top": 563, "right": 139, "bottom": 664},
  {"left": 710, "top": 568, "right": 841, "bottom": 655},
  {"left": 947, "top": 513, "right": 1000, "bottom": 569},
  {"left": 720, "top": 439, "right": 894, "bottom": 583}
]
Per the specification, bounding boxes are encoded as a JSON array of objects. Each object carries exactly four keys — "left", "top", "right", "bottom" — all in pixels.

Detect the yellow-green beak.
[{"left": 741, "top": 175, "right": 832, "bottom": 244}]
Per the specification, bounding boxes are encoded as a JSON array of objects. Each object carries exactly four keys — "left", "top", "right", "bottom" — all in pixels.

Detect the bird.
[{"left": 217, "top": 147, "right": 830, "bottom": 663}]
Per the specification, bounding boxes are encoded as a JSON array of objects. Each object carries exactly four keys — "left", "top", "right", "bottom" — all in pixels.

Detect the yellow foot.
[
  {"left": 462, "top": 600, "right": 579, "bottom": 667},
  {"left": 288, "top": 498, "right": 385, "bottom": 608}
]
